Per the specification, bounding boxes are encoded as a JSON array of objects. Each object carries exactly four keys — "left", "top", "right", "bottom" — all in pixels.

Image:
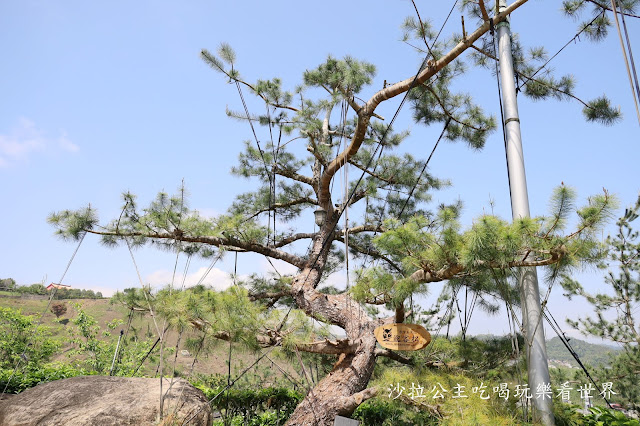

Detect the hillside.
[
  {"left": 0, "top": 295, "right": 304, "bottom": 389},
  {"left": 546, "top": 335, "right": 621, "bottom": 367},
  {"left": 0, "top": 294, "right": 622, "bottom": 385},
  {"left": 472, "top": 333, "right": 620, "bottom": 368}
]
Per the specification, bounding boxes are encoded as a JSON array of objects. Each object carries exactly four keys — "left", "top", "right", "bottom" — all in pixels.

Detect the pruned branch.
[
  {"left": 85, "top": 229, "right": 307, "bottom": 269},
  {"left": 307, "top": 144, "right": 328, "bottom": 167},
  {"left": 362, "top": 293, "right": 392, "bottom": 305},
  {"left": 295, "top": 338, "right": 357, "bottom": 355},
  {"left": 478, "top": 0, "right": 490, "bottom": 22},
  {"left": 188, "top": 322, "right": 281, "bottom": 348},
  {"left": 337, "top": 387, "right": 378, "bottom": 415},
  {"left": 337, "top": 86, "right": 385, "bottom": 120}
]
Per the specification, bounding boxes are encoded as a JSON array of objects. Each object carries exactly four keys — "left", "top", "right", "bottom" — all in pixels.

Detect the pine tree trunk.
[
  {"left": 285, "top": 324, "right": 378, "bottom": 426},
  {"left": 284, "top": 227, "right": 381, "bottom": 425}
]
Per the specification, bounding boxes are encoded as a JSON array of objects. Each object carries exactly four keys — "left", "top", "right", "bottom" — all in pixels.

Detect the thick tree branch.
[
  {"left": 478, "top": 0, "right": 490, "bottom": 22},
  {"left": 187, "top": 324, "right": 281, "bottom": 348},
  {"left": 409, "top": 247, "right": 566, "bottom": 283},
  {"left": 85, "top": 229, "right": 307, "bottom": 269},
  {"left": 374, "top": 348, "right": 414, "bottom": 365},
  {"left": 274, "top": 232, "right": 317, "bottom": 248},
  {"left": 248, "top": 290, "right": 291, "bottom": 302},
  {"left": 343, "top": 224, "right": 384, "bottom": 234},
  {"left": 366, "top": 0, "right": 527, "bottom": 111},
  {"left": 317, "top": 0, "right": 529, "bottom": 206},
  {"left": 295, "top": 338, "right": 358, "bottom": 355}
]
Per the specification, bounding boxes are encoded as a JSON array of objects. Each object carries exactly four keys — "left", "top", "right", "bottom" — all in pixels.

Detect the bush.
[
  {"left": 0, "top": 307, "right": 58, "bottom": 369},
  {"left": 16, "top": 284, "right": 46, "bottom": 296},
  {"left": 194, "top": 383, "right": 302, "bottom": 425},
  {"left": 67, "top": 304, "right": 157, "bottom": 376},
  {"left": 582, "top": 406, "right": 640, "bottom": 426},
  {"left": 0, "top": 363, "right": 87, "bottom": 394},
  {"left": 353, "top": 400, "right": 408, "bottom": 426},
  {"left": 50, "top": 302, "right": 68, "bottom": 319}
]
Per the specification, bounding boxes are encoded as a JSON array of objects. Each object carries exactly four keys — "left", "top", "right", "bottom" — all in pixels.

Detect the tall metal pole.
[{"left": 496, "top": 1, "right": 555, "bottom": 424}]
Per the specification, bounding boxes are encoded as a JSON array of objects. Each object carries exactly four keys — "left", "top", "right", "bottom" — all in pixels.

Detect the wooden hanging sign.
[{"left": 374, "top": 323, "right": 431, "bottom": 351}]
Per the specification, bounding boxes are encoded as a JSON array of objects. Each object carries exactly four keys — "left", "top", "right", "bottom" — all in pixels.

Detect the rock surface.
[{"left": 0, "top": 376, "right": 211, "bottom": 425}]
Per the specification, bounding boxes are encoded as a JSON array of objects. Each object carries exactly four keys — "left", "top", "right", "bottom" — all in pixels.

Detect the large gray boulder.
[{"left": 0, "top": 376, "right": 211, "bottom": 425}]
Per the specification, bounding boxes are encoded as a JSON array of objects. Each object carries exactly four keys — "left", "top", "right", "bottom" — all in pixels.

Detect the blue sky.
[{"left": 1, "top": 1, "right": 638, "bottom": 341}]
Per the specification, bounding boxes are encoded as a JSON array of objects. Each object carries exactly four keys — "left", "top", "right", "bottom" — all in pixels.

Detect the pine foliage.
[{"left": 563, "top": 194, "right": 640, "bottom": 408}]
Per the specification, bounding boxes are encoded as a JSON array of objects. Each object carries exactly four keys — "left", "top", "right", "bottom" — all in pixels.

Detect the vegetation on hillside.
[
  {"left": 545, "top": 336, "right": 620, "bottom": 368},
  {"left": 0, "top": 280, "right": 104, "bottom": 299}
]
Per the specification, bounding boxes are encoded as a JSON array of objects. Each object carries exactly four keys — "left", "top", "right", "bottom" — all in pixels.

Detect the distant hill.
[
  {"left": 546, "top": 336, "right": 621, "bottom": 367},
  {"left": 472, "top": 334, "right": 621, "bottom": 368}
]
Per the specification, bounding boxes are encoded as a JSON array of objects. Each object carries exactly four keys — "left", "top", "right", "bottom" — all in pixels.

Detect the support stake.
[{"left": 496, "top": 1, "right": 554, "bottom": 424}]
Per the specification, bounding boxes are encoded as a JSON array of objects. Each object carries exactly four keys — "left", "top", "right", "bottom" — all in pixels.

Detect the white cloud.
[
  {"left": 0, "top": 117, "right": 79, "bottom": 167},
  {"left": 146, "top": 266, "right": 238, "bottom": 291}
]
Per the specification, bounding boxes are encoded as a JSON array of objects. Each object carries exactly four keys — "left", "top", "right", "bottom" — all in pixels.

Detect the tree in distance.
[
  {"left": 564, "top": 195, "right": 640, "bottom": 409},
  {"left": 50, "top": 302, "right": 68, "bottom": 320}
]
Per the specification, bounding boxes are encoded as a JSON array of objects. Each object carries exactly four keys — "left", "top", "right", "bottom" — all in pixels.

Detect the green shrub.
[
  {"left": 66, "top": 304, "right": 157, "bottom": 376},
  {"left": 194, "top": 383, "right": 302, "bottom": 425},
  {"left": 0, "top": 363, "right": 87, "bottom": 393},
  {"left": 0, "top": 307, "right": 58, "bottom": 369},
  {"left": 582, "top": 406, "right": 640, "bottom": 426},
  {"left": 353, "top": 400, "right": 408, "bottom": 425}
]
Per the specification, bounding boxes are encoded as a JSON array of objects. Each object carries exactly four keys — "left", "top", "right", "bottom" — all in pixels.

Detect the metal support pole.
[
  {"left": 496, "top": 1, "right": 554, "bottom": 424},
  {"left": 110, "top": 329, "right": 124, "bottom": 376}
]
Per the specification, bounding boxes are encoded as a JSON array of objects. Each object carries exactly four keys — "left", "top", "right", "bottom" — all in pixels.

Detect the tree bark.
[
  {"left": 285, "top": 327, "right": 378, "bottom": 425},
  {"left": 283, "top": 222, "right": 382, "bottom": 425}
]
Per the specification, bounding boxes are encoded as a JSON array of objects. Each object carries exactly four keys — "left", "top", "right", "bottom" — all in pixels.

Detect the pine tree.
[
  {"left": 565, "top": 195, "right": 640, "bottom": 409},
  {"left": 47, "top": 2, "right": 632, "bottom": 424}
]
